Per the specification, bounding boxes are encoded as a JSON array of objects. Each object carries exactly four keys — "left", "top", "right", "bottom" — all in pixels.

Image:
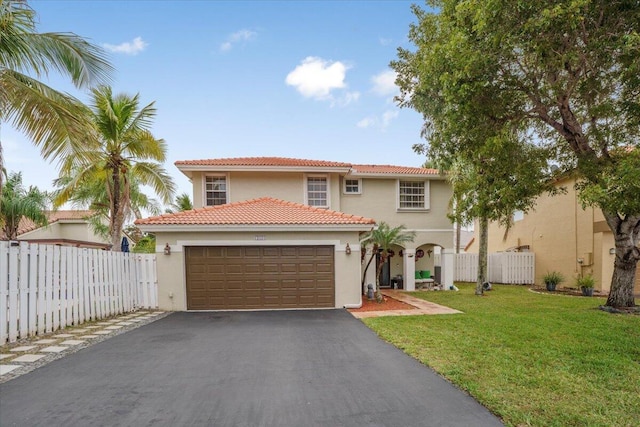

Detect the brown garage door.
[{"left": 185, "top": 246, "right": 335, "bottom": 310}]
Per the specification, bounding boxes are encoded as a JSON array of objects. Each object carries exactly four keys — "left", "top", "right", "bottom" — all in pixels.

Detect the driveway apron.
[{"left": 0, "top": 310, "right": 502, "bottom": 426}]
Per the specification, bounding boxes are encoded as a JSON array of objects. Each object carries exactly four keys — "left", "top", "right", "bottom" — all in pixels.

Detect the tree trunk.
[
  {"left": 604, "top": 212, "right": 639, "bottom": 308},
  {"left": 456, "top": 222, "right": 461, "bottom": 254},
  {"left": 361, "top": 247, "right": 376, "bottom": 293},
  {"left": 476, "top": 216, "right": 489, "bottom": 295},
  {"left": 375, "top": 252, "right": 386, "bottom": 303},
  {"left": 110, "top": 169, "right": 122, "bottom": 251}
]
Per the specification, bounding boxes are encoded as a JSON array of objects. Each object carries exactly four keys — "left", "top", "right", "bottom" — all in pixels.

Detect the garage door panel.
[{"left": 185, "top": 246, "right": 335, "bottom": 309}]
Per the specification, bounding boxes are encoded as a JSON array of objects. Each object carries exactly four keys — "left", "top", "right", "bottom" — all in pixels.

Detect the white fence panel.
[
  {"left": 1, "top": 242, "right": 158, "bottom": 344},
  {"left": 453, "top": 252, "right": 535, "bottom": 284}
]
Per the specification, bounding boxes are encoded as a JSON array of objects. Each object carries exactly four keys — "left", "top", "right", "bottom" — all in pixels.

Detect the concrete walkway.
[{"left": 351, "top": 290, "right": 462, "bottom": 319}]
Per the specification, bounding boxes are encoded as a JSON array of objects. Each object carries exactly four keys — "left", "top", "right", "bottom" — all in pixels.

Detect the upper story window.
[
  {"left": 306, "top": 176, "right": 328, "bottom": 207},
  {"left": 398, "top": 180, "right": 429, "bottom": 210},
  {"left": 344, "top": 178, "right": 361, "bottom": 194},
  {"left": 205, "top": 175, "right": 227, "bottom": 206}
]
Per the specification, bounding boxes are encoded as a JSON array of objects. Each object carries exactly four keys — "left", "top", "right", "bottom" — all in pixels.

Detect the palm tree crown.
[
  {"left": 55, "top": 86, "right": 175, "bottom": 250},
  {"left": 1, "top": 171, "right": 49, "bottom": 240},
  {"left": 0, "top": 0, "right": 113, "bottom": 185}
]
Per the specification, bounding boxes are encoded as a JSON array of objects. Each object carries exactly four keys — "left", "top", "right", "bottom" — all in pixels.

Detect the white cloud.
[
  {"left": 332, "top": 91, "right": 360, "bottom": 108},
  {"left": 356, "top": 109, "right": 399, "bottom": 130},
  {"left": 371, "top": 70, "right": 398, "bottom": 97},
  {"left": 285, "top": 57, "right": 350, "bottom": 100},
  {"left": 220, "top": 29, "right": 257, "bottom": 52},
  {"left": 379, "top": 37, "right": 392, "bottom": 46},
  {"left": 356, "top": 117, "right": 375, "bottom": 128},
  {"left": 103, "top": 37, "right": 147, "bottom": 55}
]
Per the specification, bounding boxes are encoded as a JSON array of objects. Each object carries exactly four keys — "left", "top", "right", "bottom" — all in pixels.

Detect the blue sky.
[{"left": 5, "top": 0, "right": 432, "bottom": 201}]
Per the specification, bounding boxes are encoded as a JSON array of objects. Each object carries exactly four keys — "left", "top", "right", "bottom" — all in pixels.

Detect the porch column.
[
  {"left": 363, "top": 246, "right": 377, "bottom": 294},
  {"left": 442, "top": 249, "right": 455, "bottom": 290},
  {"left": 403, "top": 249, "right": 416, "bottom": 291}
]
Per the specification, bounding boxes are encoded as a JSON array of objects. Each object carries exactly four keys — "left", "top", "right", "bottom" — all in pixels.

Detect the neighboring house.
[
  {"left": 135, "top": 157, "right": 455, "bottom": 311},
  {"left": 9, "top": 210, "right": 111, "bottom": 250},
  {"left": 466, "top": 176, "right": 640, "bottom": 295}
]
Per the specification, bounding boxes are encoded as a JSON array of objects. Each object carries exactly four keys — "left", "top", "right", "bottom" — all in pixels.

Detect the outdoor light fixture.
[
  {"left": 345, "top": 243, "right": 352, "bottom": 255},
  {"left": 609, "top": 248, "right": 616, "bottom": 255},
  {"left": 164, "top": 243, "right": 171, "bottom": 256}
]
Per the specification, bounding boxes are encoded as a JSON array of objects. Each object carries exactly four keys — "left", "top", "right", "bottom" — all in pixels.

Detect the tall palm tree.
[
  {"left": 361, "top": 222, "right": 416, "bottom": 302},
  {"left": 1, "top": 171, "right": 48, "bottom": 240},
  {"left": 55, "top": 86, "right": 175, "bottom": 250},
  {"left": 0, "top": 0, "right": 113, "bottom": 196}
]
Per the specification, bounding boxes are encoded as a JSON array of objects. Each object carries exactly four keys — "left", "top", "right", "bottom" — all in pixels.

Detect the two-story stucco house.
[{"left": 136, "top": 157, "right": 454, "bottom": 311}]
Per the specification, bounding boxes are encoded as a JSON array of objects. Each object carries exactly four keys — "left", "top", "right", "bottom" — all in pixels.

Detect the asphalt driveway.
[{"left": 0, "top": 310, "right": 502, "bottom": 426}]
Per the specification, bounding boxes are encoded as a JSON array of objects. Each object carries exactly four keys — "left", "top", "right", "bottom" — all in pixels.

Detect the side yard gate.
[
  {"left": 454, "top": 252, "right": 535, "bottom": 284},
  {"left": 0, "top": 241, "right": 158, "bottom": 344}
]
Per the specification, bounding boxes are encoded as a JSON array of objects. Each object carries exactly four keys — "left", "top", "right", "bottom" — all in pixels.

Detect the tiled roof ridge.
[
  {"left": 175, "top": 156, "right": 352, "bottom": 167},
  {"left": 135, "top": 197, "right": 376, "bottom": 226}
]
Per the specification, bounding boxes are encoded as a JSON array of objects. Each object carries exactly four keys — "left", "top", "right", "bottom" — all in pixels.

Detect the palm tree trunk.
[
  {"left": 375, "top": 252, "right": 387, "bottom": 303},
  {"left": 110, "top": 169, "right": 122, "bottom": 251}
]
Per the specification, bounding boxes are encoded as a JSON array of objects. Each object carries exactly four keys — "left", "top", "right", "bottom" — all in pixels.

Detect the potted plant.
[
  {"left": 576, "top": 274, "right": 595, "bottom": 296},
  {"left": 543, "top": 271, "right": 564, "bottom": 291}
]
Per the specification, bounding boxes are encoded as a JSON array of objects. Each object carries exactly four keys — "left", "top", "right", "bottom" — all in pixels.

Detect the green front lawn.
[{"left": 362, "top": 283, "right": 640, "bottom": 427}]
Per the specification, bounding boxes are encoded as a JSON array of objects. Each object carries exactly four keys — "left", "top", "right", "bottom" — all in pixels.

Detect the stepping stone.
[
  {"left": 53, "top": 334, "right": 75, "bottom": 338},
  {"left": 93, "top": 331, "right": 113, "bottom": 335},
  {"left": 10, "top": 346, "right": 37, "bottom": 352},
  {"left": 106, "top": 320, "right": 121, "bottom": 324},
  {"left": 40, "top": 346, "right": 67, "bottom": 353},
  {"left": 96, "top": 322, "right": 112, "bottom": 326},
  {"left": 59, "top": 340, "right": 86, "bottom": 346},
  {"left": 104, "top": 325, "right": 123, "bottom": 330},
  {"left": 71, "top": 329, "right": 89, "bottom": 333},
  {"left": 0, "top": 365, "right": 21, "bottom": 375},
  {"left": 33, "top": 339, "right": 57, "bottom": 344},
  {"left": 117, "top": 322, "right": 133, "bottom": 326},
  {"left": 79, "top": 335, "right": 99, "bottom": 339},
  {"left": 85, "top": 326, "right": 101, "bottom": 329},
  {"left": 129, "top": 319, "right": 143, "bottom": 322},
  {"left": 12, "top": 354, "right": 46, "bottom": 363},
  {"left": 0, "top": 354, "right": 13, "bottom": 360}
]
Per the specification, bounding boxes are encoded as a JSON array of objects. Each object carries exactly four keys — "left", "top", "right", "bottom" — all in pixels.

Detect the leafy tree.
[
  {"left": 165, "top": 192, "right": 193, "bottom": 213},
  {"left": 1, "top": 171, "right": 48, "bottom": 240},
  {"left": 394, "top": 1, "right": 640, "bottom": 308},
  {"left": 361, "top": 222, "right": 416, "bottom": 302},
  {"left": 0, "top": 0, "right": 113, "bottom": 196},
  {"left": 54, "top": 86, "right": 175, "bottom": 251},
  {"left": 132, "top": 234, "right": 155, "bottom": 254}
]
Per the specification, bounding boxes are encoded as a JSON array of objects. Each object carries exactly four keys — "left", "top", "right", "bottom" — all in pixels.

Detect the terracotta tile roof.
[
  {"left": 350, "top": 164, "right": 439, "bottom": 175},
  {"left": 135, "top": 197, "right": 375, "bottom": 226},
  {"left": 175, "top": 157, "right": 352, "bottom": 168},
  {"left": 15, "top": 210, "right": 94, "bottom": 236}
]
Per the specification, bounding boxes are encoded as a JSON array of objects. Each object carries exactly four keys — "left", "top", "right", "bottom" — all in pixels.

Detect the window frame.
[
  {"left": 343, "top": 178, "right": 362, "bottom": 195},
  {"left": 203, "top": 174, "right": 229, "bottom": 207},
  {"left": 304, "top": 174, "right": 330, "bottom": 208},
  {"left": 397, "top": 180, "right": 430, "bottom": 210}
]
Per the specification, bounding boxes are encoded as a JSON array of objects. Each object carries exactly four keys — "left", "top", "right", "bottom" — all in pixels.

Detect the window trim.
[
  {"left": 304, "top": 174, "right": 330, "bottom": 208},
  {"left": 203, "top": 173, "right": 230, "bottom": 207},
  {"left": 343, "top": 178, "right": 362, "bottom": 195},
  {"left": 397, "top": 179, "right": 430, "bottom": 211}
]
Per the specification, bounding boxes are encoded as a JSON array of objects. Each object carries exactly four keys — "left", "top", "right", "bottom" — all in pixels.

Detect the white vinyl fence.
[
  {"left": 1, "top": 241, "right": 158, "bottom": 344},
  {"left": 436, "top": 252, "right": 535, "bottom": 284}
]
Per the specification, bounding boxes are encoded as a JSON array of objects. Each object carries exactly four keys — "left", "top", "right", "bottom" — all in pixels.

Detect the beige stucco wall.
[
  {"left": 465, "top": 177, "right": 614, "bottom": 291},
  {"left": 339, "top": 177, "right": 454, "bottom": 232},
  {"left": 152, "top": 230, "right": 365, "bottom": 311},
  {"left": 190, "top": 171, "right": 343, "bottom": 210},
  {"left": 19, "top": 221, "right": 109, "bottom": 245}
]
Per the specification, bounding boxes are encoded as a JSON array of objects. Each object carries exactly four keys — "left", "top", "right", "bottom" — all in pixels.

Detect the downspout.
[{"left": 343, "top": 292, "right": 362, "bottom": 309}]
